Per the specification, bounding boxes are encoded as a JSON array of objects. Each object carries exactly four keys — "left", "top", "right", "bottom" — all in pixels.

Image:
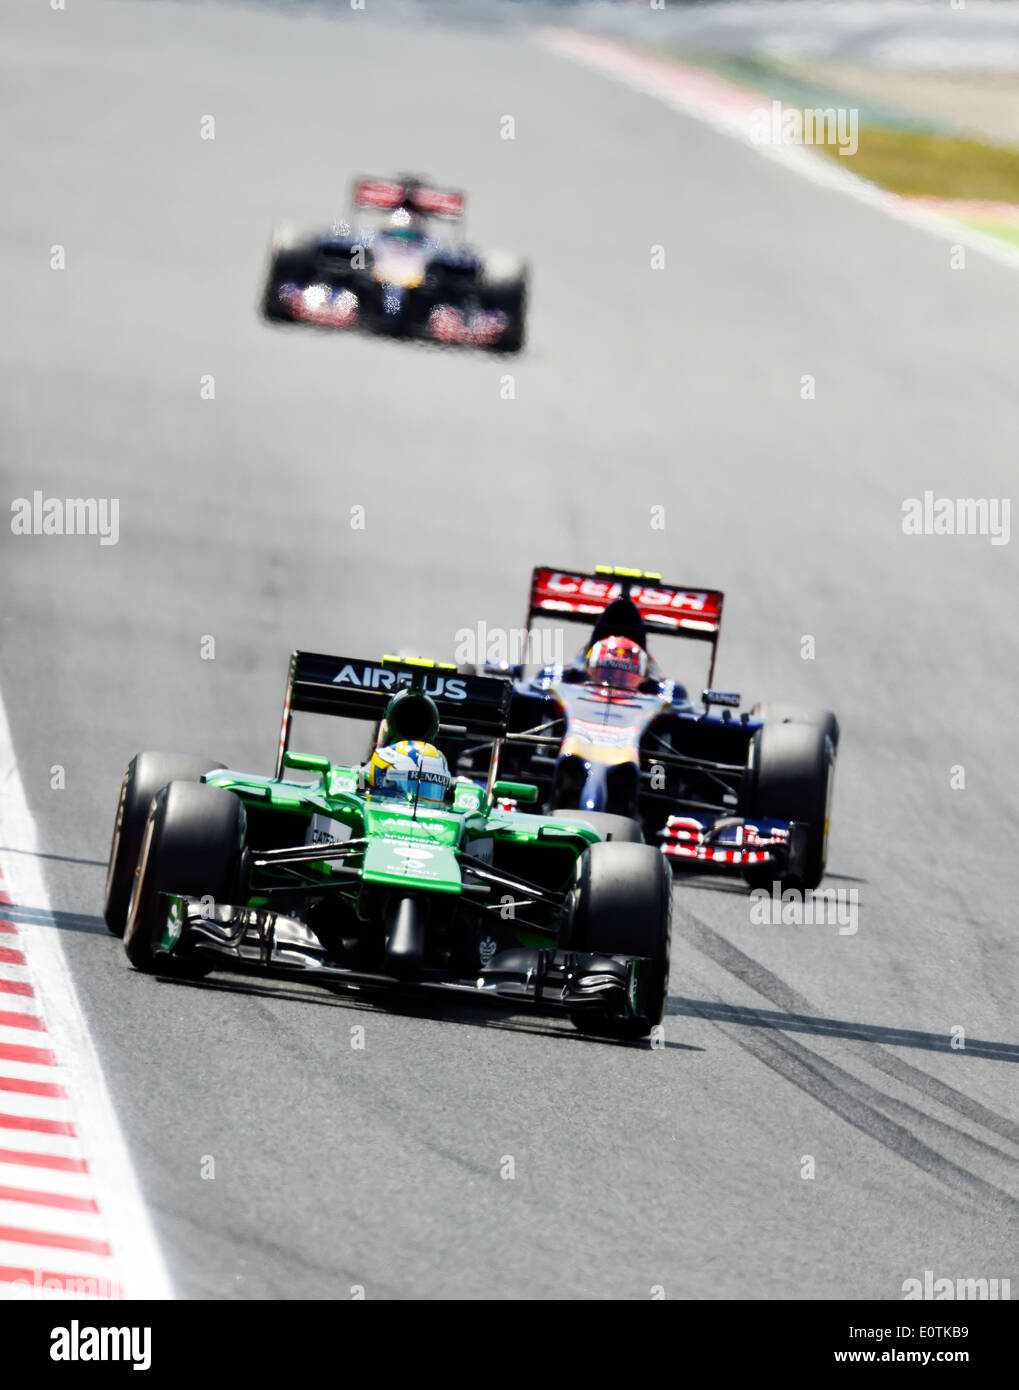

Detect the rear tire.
[
  {"left": 123, "top": 781, "right": 245, "bottom": 976},
  {"left": 742, "top": 722, "right": 834, "bottom": 891},
  {"left": 567, "top": 842, "right": 671, "bottom": 1039},
  {"left": 550, "top": 809, "right": 644, "bottom": 843},
  {"left": 104, "top": 752, "right": 221, "bottom": 937}
]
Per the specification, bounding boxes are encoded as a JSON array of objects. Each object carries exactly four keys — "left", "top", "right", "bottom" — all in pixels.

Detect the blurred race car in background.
[
  {"left": 261, "top": 175, "right": 528, "bottom": 351},
  {"left": 456, "top": 566, "right": 840, "bottom": 891}
]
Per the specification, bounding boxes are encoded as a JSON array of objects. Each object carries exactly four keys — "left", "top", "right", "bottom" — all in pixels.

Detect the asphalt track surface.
[{"left": 2, "top": 0, "right": 1017, "bottom": 1300}]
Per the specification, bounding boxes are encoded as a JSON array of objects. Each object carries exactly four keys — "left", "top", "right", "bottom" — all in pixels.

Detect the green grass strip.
[{"left": 815, "top": 126, "right": 1019, "bottom": 203}]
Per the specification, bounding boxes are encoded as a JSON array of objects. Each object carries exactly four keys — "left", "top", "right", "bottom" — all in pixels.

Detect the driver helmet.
[
  {"left": 585, "top": 636, "right": 649, "bottom": 692},
  {"left": 382, "top": 206, "right": 426, "bottom": 245},
  {"left": 367, "top": 739, "right": 451, "bottom": 805}
]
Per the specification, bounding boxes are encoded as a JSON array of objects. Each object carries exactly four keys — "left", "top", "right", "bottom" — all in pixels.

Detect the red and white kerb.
[{"left": 0, "top": 867, "right": 122, "bottom": 1300}]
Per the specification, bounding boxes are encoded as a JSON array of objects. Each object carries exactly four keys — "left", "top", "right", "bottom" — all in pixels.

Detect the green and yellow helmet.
[{"left": 366, "top": 740, "right": 452, "bottom": 805}]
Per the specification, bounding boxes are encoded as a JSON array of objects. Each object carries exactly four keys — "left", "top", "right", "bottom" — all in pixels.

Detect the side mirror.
[
  {"left": 282, "top": 751, "right": 331, "bottom": 775},
  {"left": 492, "top": 780, "right": 539, "bottom": 804}
]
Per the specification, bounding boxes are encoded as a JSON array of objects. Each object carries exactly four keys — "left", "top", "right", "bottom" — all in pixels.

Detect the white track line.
[
  {"left": 0, "top": 691, "right": 173, "bottom": 1299},
  {"left": 539, "top": 28, "right": 1019, "bottom": 274}
]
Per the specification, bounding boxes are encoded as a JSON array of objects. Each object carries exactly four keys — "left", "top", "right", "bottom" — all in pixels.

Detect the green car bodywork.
[
  {"left": 111, "top": 652, "right": 671, "bottom": 1037},
  {"left": 191, "top": 753, "right": 600, "bottom": 958}
]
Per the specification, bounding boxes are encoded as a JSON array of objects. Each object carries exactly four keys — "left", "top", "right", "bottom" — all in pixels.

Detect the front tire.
[
  {"left": 750, "top": 703, "right": 840, "bottom": 750},
  {"left": 742, "top": 722, "right": 834, "bottom": 891},
  {"left": 104, "top": 752, "right": 221, "bottom": 936},
  {"left": 123, "top": 781, "right": 245, "bottom": 976},
  {"left": 261, "top": 248, "right": 313, "bottom": 322},
  {"left": 480, "top": 257, "right": 528, "bottom": 353},
  {"left": 567, "top": 841, "right": 671, "bottom": 1039}
]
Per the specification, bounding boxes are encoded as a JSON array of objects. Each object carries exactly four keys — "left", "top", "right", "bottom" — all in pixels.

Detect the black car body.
[{"left": 261, "top": 175, "right": 527, "bottom": 351}]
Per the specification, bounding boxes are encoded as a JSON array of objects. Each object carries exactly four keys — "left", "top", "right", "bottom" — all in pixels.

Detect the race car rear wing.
[
  {"left": 525, "top": 565, "right": 725, "bottom": 686},
  {"left": 350, "top": 177, "right": 466, "bottom": 221},
  {"left": 275, "top": 651, "right": 511, "bottom": 779}
]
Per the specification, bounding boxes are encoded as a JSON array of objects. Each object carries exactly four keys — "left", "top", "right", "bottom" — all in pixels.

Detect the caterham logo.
[{"left": 307, "top": 814, "right": 353, "bottom": 847}]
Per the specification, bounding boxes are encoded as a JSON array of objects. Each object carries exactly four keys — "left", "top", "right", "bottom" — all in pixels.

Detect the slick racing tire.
[
  {"left": 566, "top": 841, "right": 671, "bottom": 1041},
  {"left": 749, "top": 703, "right": 840, "bottom": 751},
  {"left": 261, "top": 248, "right": 314, "bottom": 322},
  {"left": 479, "top": 257, "right": 528, "bottom": 353},
  {"left": 123, "top": 781, "right": 245, "bottom": 977},
  {"left": 550, "top": 809, "right": 644, "bottom": 843},
  {"left": 104, "top": 752, "right": 222, "bottom": 937},
  {"left": 741, "top": 722, "right": 834, "bottom": 892}
]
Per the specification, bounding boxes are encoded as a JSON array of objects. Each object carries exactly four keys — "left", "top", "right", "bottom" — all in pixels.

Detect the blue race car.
[{"left": 456, "top": 566, "right": 840, "bottom": 890}]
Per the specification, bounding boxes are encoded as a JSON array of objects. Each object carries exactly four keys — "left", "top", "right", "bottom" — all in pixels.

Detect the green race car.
[{"left": 103, "top": 652, "right": 672, "bottom": 1040}]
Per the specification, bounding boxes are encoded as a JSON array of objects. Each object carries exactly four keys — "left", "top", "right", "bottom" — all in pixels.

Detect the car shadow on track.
[
  {"left": 157, "top": 973, "right": 703, "bottom": 1051},
  {"left": 17, "top": 906, "right": 1013, "bottom": 1063},
  {"left": 0, "top": 903, "right": 109, "bottom": 935},
  {"left": 0, "top": 847, "right": 107, "bottom": 869},
  {"left": 0, "top": 900, "right": 696, "bottom": 1051},
  {"left": 667, "top": 997, "right": 1019, "bottom": 1063}
]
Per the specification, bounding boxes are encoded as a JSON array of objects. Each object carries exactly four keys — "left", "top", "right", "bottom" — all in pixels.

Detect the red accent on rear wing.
[
  {"left": 351, "top": 178, "right": 406, "bottom": 211},
  {"left": 526, "top": 567, "right": 724, "bottom": 688},
  {"left": 410, "top": 187, "right": 465, "bottom": 219},
  {"left": 351, "top": 179, "right": 465, "bottom": 219},
  {"left": 527, "top": 568, "right": 723, "bottom": 638}
]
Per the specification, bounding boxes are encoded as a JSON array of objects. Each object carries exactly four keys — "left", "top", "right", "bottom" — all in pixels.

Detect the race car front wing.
[
  {"left": 659, "top": 814, "right": 808, "bottom": 877},
  {"left": 156, "top": 893, "right": 646, "bottom": 1021},
  {"left": 276, "top": 281, "right": 510, "bottom": 345}
]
